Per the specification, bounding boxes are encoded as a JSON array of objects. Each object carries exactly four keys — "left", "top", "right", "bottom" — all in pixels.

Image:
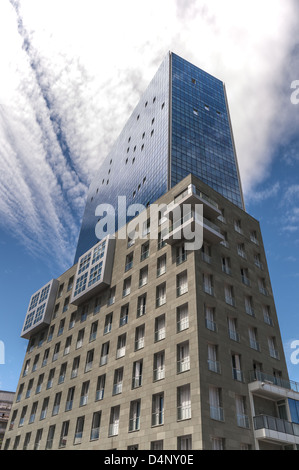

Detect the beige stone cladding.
[{"left": 4, "top": 175, "right": 289, "bottom": 450}]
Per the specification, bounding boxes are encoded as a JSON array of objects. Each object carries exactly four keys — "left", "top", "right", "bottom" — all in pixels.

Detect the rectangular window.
[
  {"left": 85, "top": 349, "right": 94, "bottom": 372},
  {"left": 209, "top": 386, "right": 224, "bottom": 421},
  {"left": 95, "top": 374, "right": 106, "bottom": 401},
  {"left": 132, "top": 360, "right": 143, "bottom": 388},
  {"left": 203, "top": 274, "right": 213, "bottom": 296},
  {"left": 90, "top": 412, "right": 101, "bottom": 441},
  {"left": 135, "top": 325, "right": 145, "bottom": 351},
  {"left": 177, "top": 271, "right": 188, "bottom": 296},
  {"left": 80, "top": 381, "right": 90, "bottom": 406},
  {"left": 156, "top": 283, "right": 166, "bottom": 307},
  {"left": 129, "top": 400, "right": 141, "bottom": 432},
  {"left": 177, "top": 342, "right": 190, "bottom": 373},
  {"left": 137, "top": 294, "right": 146, "bottom": 317},
  {"left": 100, "top": 341, "right": 109, "bottom": 365},
  {"left": 46, "top": 425, "right": 56, "bottom": 449},
  {"left": 139, "top": 266, "right": 148, "bottom": 287},
  {"left": 113, "top": 367, "right": 123, "bottom": 395},
  {"left": 116, "top": 334, "right": 126, "bottom": 358},
  {"left": 109, "top": 406, "right": 120, "bottom": 436},
  {"left": 153, "top": 351, "right": 165, "bottom": 381},
  {"left": 177, "top": 384, "right": 191, "bottom": 420},
  {"left": 177, "top": 304, "right": 189, "bottom": 332},
  {"left": 152, "top": 393, "right": 164, "bottom": 426},
  {"left": 120, "top": 305, "right": 129, "bottom": 326},
  {"left": 74, "top": 416, "right": 85, "bottom": 445},
  {"left": 155, "top": 314, "right": 165, "bottom": 342},
  {"left": 59, "top": 421, "right": 69, "bottom": 448}
]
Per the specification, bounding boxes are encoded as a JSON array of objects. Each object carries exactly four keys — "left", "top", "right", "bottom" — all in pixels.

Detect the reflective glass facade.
[
  {"left": 74, "top": 52, "right": 244, "bottom": 262},
  {"left": 171, "top": 53, "right": 243, "bottom": 209}
]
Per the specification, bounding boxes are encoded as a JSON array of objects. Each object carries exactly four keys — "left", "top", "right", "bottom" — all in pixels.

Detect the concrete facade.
[{"left": 4, "top": 174, "right": 298, "bottom": 451}]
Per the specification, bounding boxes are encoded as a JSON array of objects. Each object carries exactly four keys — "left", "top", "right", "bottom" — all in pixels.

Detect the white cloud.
[{"left": 0, "top": 0, "right": 298, "bottom": 268}]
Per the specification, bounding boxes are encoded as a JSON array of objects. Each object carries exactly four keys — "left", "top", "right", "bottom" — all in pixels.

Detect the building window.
[
  {"left": 134, "top": 323, "right": 145, "bottom": 351},
  {"left": 203, "top": 273, "right": 213, "bottom": 296},
  {"left": 202, "top": 243, "right": 212, "bottom": 264},
  {"left": 151, "top": 440, "right": 163, "bottom": 450},
  {"left": 228, "top": 317, "right": 239, "bottom": 342},
  {"left": 177, "top": 270, "right": 188, "bottom": 297},
  {"left": 59, "top": 421, "right": 69, "bottom": 448},
  {"left": 221, "top": 257, "right": 231, "bottom": 275},
  {"left": 123, "top": 277, "right": 131, "bottom": 297},
  {"left": 109, "top": 406, "right": 120, "bottom": 436},
  {"left": 141, "top": 241, "right": 150, "bottom": 261},
  {"left": 232, "top": 353, "right": 243, "bottom": 382},
  {"left": 40, "top": 397, "right": 49, "bottom": 420},
  {"left": 35, "top": 373, "right": 44, "bottom": 394},
  {"left": 100, "top": 341, "right": 109, "bottom": 365},
  {"left": 63, "top": 336, "right": 72, "bottom": 355},
  {"left": 113, "top": 367, "right": 124, "bottom": 395},
  {"left": 235, "top": 395, "right": 249, "bottom": 428},
  {"left": 132, "top": 359, "right": 143, "bottom": 388},
  {"left": 58, "top": 363, "right": 67, "bottom": 384},
  {"left": 89, "top": 321, "right": 98, "bottom": 342},
  {"left": 209, "top": 386, "right": 224, "bottom": 421},
  {"left": 156, "top": 283, "right": 166, "bottom": 307},
  {"left": 90, "top": 412, "right": 101, "bottom": 441},
  {"left": 139, "top": 266, "right": 148, "bottom": 287},
  {"left": 116, "top": 334, "right": 126, "bottom": 358},
  {"left": 249, "top": 327, "right": 260, "bottom": 351},
  {"left": 46, "top": 369, "right": 55, "bottom": 389},
  {"left": 177, "top": 435, "right": 192, "bottom": 450},
  {"left": 207, "top": 343, "right": 220, "bottom": 374},
  {"left": 177, "top": 342, "right": 190, "bottom": 373},
  {"left": 245, "top": 296, "right": 254, "bottom": 316},
  {"left": 74, "top": 416, "right": 85, "bottom": 445},
  {"left": 268, "top": 336, "right": 279, "bottom": 359},
  {"left": 205, "top": 306, "right": 216, "bottom": 332},
  {"left": 76, "top": 329, "right": 84, "bottom": 349},
  {"left": 52, "top": 342, "right": 60, "bottom": 362},
  {"left": 211, "top": 437, "right": 225, "bottom": 450},
  {"left": 34, "top": 429, "right": 43, "bottom": 450},
  {"left": 177, "top": 384, "right": 191, "bottom": 420},
  {"left": 120, "top": 304, "right": 129, "bottom": 326},
  {"left": 237, "top": 243, "right": 246, "bottom": 259},
  {"left": 29, "top": 402, "right": 38, "bottom": 424},
  {"left": 71, "top": 356, "right": 80, "bottom": 378},
  {"left": 52, "top": 392, "right": 62, "bottom": 416},
  {"left": 104, "top": 313, "right": 113, "bottom": 334},
  {"left": 224, "top": 285, "right": 235, "bottom": 306},
  {"left": 157, "top": 254, "right": 166, "bottom": 276},
  {"left": 137, "top": 294, "right": 146, "bottom": 317},
  {"left": 152, "top": 393, "right": 164, "bottom": 426},
  {"left": 153, "top": 351, "right": 165, "bottom": 381},
  {"left": 84, "top": 349, "right": 94, "bottom": 372},
  {"left": 65, "top": 387, "right": 75, "bottom": 411},
  {"left": 263, "top": 305, "right": 273, "bottom": 326},
  {"left": 125, "top": 252, "right": 133, "bottom": 272},
  {"left": 95, "top": 374, "right": 106, "bottom": 401},
  {"left": 234, "top": 219, "right": 243, "bottom": 234},
  {"left": 129, "top": 400, "right": 141, "bottom": 432},
  {"left": 155, "top": 314, "right": 165, "bottom": 342},
  {"left": 177, "top": 303, "right": 189, "bottom": 332}
]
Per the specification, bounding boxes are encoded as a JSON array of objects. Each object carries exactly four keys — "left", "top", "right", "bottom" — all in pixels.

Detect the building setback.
[{"left": 3, "top": 54, "right": 299, "bottom": 451}]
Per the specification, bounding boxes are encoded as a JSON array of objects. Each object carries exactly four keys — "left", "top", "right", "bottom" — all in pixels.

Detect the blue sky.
[{"left": 0, "top": 0, "right": 299, "bottom": 391}]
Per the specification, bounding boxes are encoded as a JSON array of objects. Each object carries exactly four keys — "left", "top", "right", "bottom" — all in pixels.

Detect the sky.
[{"left": 0, "top": 0, "right": 299, "bottom": 392}]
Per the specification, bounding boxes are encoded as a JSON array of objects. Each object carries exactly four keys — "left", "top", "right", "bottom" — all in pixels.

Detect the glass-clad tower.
[{"left": 74, "top": 52, "right": 244, "bottom": 262}]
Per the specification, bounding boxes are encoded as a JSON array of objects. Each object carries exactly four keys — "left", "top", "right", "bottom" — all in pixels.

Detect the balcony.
[
  {"left": 253, "top": 415, "right": 299, "bottom": 446},
  {"left": 165, "top": 184, "right": 221, "bottom": 220},
  {"left": 248, "top": 370, "right": 299, "bottom": 397},
  {"left": 162, "top": 211, "right": 224, "bottom": 246}
]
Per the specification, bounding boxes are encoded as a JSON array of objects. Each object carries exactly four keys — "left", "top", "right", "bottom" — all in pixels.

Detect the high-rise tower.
[
  {"left": 4, "top": 54, "right": 299, "bottom": 452},
  {"left": 75, "top": 52, "right": 244, "bottom": 263}
]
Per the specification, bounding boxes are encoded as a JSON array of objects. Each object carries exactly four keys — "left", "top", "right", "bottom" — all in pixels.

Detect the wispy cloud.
[
  {"left": 247, "top": 182, "right": 280, "bottom": 204},
  {"left": 0, "top": 0, "right": 298, "bottom": 270}
]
